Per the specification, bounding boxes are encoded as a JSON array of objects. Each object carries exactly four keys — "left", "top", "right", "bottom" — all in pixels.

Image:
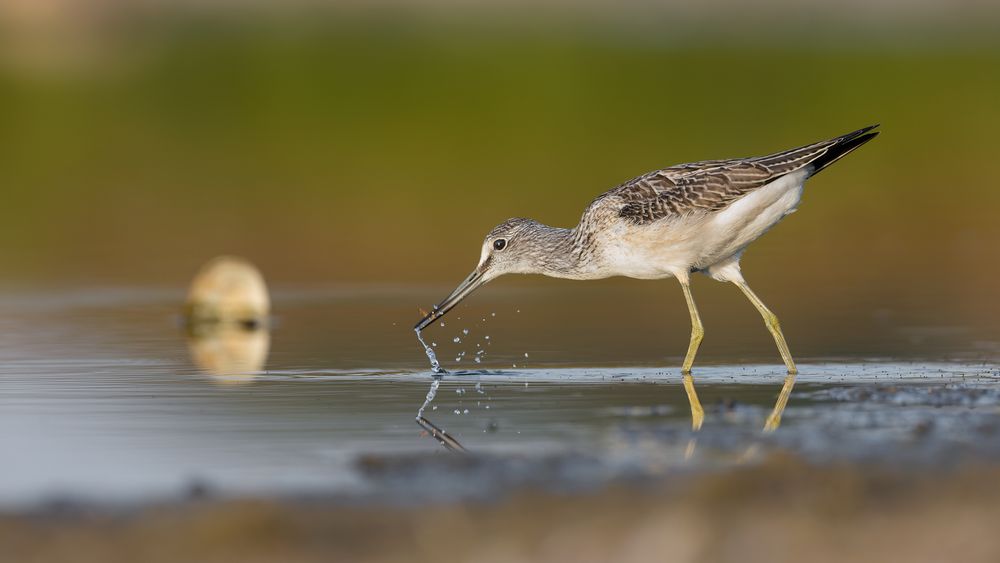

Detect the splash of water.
[
  {"left": 416, "top": 377, "right": 441, "bottom": 418},
  {"left": 415, "top": 329, "right": 445, "bottom": 374}
]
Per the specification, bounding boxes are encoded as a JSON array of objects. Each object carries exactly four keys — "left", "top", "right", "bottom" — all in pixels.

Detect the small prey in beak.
[{"left": 414, "top": 270, "right": 485, "bottom": 332}]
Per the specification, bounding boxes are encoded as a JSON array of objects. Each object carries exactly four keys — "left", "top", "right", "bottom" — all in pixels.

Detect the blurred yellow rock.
[{"left": 184, "top": 256, "right": 270, "bottom": 328}]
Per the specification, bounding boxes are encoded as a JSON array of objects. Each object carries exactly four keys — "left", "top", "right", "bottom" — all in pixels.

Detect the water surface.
[{"left": 1, "top": 286, "right": 998, "bottom": 507}]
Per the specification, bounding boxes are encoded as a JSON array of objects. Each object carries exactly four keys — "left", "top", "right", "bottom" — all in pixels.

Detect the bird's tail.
[{"left": 809, "top": 124, "right": 880, "bottom": 176}]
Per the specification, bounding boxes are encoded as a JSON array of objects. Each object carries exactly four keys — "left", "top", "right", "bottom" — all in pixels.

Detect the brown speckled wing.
[
  {"left": 613, "top": 161, "right": 776, "bottom": 222},
  {"left": 611, "top": 125, "right": 879, "bottom": 224}
]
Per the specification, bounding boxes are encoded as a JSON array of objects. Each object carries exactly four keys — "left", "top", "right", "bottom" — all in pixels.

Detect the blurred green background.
[{"left": 1, "top": 1, "right": 998, "bottom": 342}]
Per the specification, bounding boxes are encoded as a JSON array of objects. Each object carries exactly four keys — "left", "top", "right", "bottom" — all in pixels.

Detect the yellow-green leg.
[
  {"left": 680, "top": 281, "right": 704, "bottom": 374},
  {"left": 764, "top": 373, "right": 797, "bottom": 432},
  {"left": 679, "top": 280, "right": 705, "bottom": 430},
  {"left": 733, "top": 281, "right": 798, "bottom": 375}
]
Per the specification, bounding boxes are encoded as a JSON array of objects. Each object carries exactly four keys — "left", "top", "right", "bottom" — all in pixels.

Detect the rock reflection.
[{"left": 187, "top": 323, "right": 270, "bottom": 381}]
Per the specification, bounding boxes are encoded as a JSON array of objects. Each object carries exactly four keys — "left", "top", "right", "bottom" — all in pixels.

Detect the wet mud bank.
[{"left": 6, "top": 456, "right": 1000, "bottom": 563}]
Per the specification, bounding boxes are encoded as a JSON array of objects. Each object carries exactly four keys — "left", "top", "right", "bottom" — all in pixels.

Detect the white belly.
[
  {"left": 697, "top": 170, "right": 807, "bottom": 267},
  {"left": 596, "top": 170, "right": 807, "bottom": 280}
]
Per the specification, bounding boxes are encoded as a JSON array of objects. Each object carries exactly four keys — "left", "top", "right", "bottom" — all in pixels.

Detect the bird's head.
[{"left": 414, "top": 218, "right": 552, "bottom": 331}]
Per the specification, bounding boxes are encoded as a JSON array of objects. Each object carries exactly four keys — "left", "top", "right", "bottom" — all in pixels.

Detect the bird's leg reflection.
[
  {"left": 764, "top": 373, "right": 797, "bottom": 432},
  {"left": 682, "top": 374, "right": 705, "bottom": 431},
  {"left": 684, "top": 437, "right": 698, "bottom": 460},
  {"left": 416, "top": 416, "right": 466, "bottom": 452}
]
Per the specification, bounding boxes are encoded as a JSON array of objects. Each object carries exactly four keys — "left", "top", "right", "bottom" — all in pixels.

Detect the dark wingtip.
[
  {"left": 810, "top": 124, "right": 880, "bottom": 176},
  {"left": 836, "top": 124, "right": 880, "bottom": 143}
]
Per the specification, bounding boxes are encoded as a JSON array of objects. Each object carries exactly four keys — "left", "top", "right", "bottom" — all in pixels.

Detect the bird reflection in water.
[
  {"left": 681, "top": 372, "right": 797, "bottom": 433},
  {"left": 764, "top": 373, "right": 797, "bottom": 432},
  {"left": 183, "top": 256, "right": 271, "bottom": 381},
  {"left": 681, "top": 371, "right": 798, "bottom": 461},
  {"left": 415, "top": 371, "right": 794, "bottom": 456},
  {"left": 416, "top": 414, "right": 466, "bottom": 452}
]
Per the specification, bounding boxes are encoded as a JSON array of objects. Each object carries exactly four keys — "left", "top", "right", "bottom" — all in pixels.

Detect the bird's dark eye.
[{"left": 493, "top": 239, "right": 507, "bottom": 251}]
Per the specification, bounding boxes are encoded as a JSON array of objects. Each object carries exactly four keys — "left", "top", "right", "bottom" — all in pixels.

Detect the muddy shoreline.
[{"left": 6, "top": 455, "right": 1000, "bottom": 563}]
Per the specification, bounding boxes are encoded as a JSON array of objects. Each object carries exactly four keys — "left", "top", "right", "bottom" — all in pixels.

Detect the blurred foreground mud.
[{"left": 5, "top": 455, "right": 1000, "bottom": 563}]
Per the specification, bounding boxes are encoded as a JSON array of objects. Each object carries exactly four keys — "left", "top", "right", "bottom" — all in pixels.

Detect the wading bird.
[{"left": 415, "top": 126, "right": 878, "bottom": 427}]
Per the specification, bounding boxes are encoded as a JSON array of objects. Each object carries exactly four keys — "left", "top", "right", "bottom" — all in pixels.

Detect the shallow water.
[{"left": 1, "top": 285, "right": 999, "bottom": 507}]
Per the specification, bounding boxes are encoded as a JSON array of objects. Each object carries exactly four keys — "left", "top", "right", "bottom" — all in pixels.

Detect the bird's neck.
[{"left": 529, "top": 223, "right": 597, "bottom": 279}]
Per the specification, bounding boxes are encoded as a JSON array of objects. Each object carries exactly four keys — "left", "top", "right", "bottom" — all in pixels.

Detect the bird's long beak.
[{"left": 414, "top": 269, "right": 487, "bottom": 331}]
